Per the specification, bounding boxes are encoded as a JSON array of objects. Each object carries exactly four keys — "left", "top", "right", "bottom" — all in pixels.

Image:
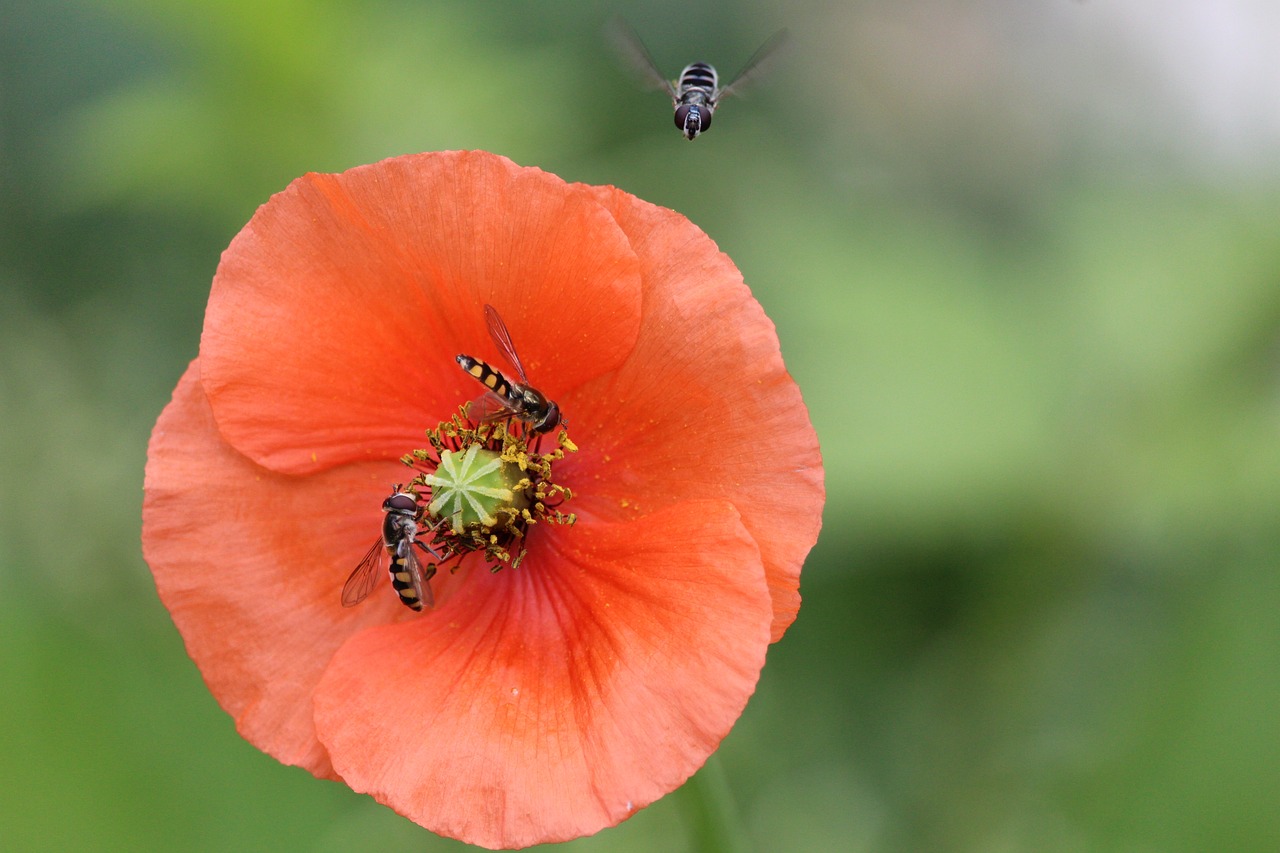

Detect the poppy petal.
[
  {"left": 313, "top": 500, "right": 771, "bottom": 849},
  {"left": 142, "top": 361, "right": 425, "bottom": 777},
  {"left": 201, "top": 151, "right": 643, "bottom": 475},
  {"left": 562, "top": 186, "right": 824, "bottom": 642},
  {"left": 143, "top": 152, "right": 824, "bottom": 847}
]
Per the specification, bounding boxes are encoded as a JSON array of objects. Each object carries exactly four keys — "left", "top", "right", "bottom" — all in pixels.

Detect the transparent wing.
[
  {"left": 719, "top": 29, "right": 788, "bottom": 100},
  {"left": 484, "top": 304, "right": 531, "bottom": 384},
  {"left": 469, "top": 390, "right": 519, "bottom": 424},
  {"left": 607, "top": 16, "right": 677, "bottom": 98},
  {"left": 341, "top": 538, "right": 384, "bottom": 607}
]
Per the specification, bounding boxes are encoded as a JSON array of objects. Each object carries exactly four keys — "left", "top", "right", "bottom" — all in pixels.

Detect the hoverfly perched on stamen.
[
  {"left": 342, "top": 487, "right": 441, "bottom": 611},
  {"left": 609, "top": 17, "right": 788, "bottom": 140},
  {"left": 456, "top": 304, "right": 563, "bottom": 435}
]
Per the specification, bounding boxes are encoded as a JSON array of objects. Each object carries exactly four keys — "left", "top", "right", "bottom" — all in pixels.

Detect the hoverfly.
[
  {"left": 609, "top": 18, "right": 788, "bottom": 140},
  {"left": 342, "top": 488, "right": 439, "bottom": 611},
  {"left": 456, "top": 304, "right": 563, "bottom": 434}
]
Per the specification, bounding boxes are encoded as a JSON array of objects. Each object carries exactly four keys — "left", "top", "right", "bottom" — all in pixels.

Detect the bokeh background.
[{"left": 4, "top": 1, "right": 1279, "bottom": 850}]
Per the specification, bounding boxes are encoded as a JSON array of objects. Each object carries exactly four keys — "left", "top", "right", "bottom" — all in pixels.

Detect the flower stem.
[{"left": 678, "top": 753, "right": 753, "bottom": 853}]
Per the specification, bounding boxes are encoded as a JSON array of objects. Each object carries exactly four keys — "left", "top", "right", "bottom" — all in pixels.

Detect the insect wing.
[
  {"left": 608, "top": 17, "right": 677, "bottom": 98},
  {"left": 341, "top": 538, "right": 385, "bottom": 607},
  {"left": 718, "top": 29, "right": 788, "bottom": 100},
  {"left": 396, "top": 539, "right": 435, "bottom": 610},
  {"left": 469, "top": 389, "right": 520, "bottom": 424},
  {"left": 484, "top": 304, "right": 531, "bottom": 384}
]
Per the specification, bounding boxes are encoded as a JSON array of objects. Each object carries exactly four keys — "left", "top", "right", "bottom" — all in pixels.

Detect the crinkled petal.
[
  {"left": 313, "top": 500, "right": 771, "bottom": 849},
  {"left": 560, "top": 187, "right": 824, "bottom": 641},
  {"left": 201, "top": 151, "right": 642, "bottom": 475},
  {"left": 142, "top": 361, "right": 429, "bottom": 776}
]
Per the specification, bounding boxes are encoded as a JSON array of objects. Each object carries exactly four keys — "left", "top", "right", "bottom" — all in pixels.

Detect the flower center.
[
  {"left": 400, "top": 408, "right": 576, "bottom": 573},
  {"left": 424, "top": 444, "right": 529, "bottom": 533}
]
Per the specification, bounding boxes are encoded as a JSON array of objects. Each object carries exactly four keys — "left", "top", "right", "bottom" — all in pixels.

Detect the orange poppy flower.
[{"left": 142, "top": 150, "right": 823, "bottom": 849}]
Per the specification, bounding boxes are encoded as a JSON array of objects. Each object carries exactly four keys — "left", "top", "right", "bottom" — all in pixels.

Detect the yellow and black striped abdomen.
[
  {"left": 388, "top": 546, "right": 425, "bottom": 611},
  {"left": 456, "top": 355, "right": 516, "bottom": 400}
]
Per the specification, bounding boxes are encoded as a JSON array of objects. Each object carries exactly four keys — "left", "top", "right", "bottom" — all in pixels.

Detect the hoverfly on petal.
[
  {"left": 342, "top": 488, "right": 439, "bottom": 611},
  {"left": 456, "top": 305, "right": 563, "bottom": 434}
]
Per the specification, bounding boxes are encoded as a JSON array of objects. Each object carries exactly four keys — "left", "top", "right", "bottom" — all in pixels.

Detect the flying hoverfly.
[
  {"left": 609, "top": 18, "right": 788, "bottom": 140},
  {"left": 456, "top": 304, "right": 563, "bottom": 434},
  {"left": 342, "top": 488, "right": 440, "bottom": 611}
]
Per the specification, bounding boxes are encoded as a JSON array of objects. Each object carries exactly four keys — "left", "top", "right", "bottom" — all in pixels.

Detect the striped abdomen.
[
  {"left": 676, "top": 62, "right": 719, "bottom": 105},
  {"left": 457, "top": 355, "right": 517, "bottom": 404},
  {"left": 386, "top": 539, "right": 427, "bottom": 611}
]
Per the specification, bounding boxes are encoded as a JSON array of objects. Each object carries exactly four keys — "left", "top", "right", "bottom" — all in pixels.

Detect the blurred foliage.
[{"left": 2, "top": 0, "right": 1279, "bottom": 850}]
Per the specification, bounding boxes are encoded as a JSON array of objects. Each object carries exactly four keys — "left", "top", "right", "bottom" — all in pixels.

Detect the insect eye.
[
  {"left": 539, "top": 403, "right": 562, "bottom": 433},
  {"left": 674, "top": 105, "right": 694, "bottom": 131},
  {"left": 383, "top": 493, "right": 417, "bottom": 512},
  {"left": 675, "top": 105, "right": 707, "bottom": 139}
]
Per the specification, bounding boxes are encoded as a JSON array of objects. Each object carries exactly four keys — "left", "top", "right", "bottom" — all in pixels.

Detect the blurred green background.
[{"left": 3, "top": 0, "right": 1279, "bottom": 850}]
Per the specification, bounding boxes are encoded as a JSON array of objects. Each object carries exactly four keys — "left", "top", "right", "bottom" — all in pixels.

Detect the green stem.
[{"left": 678, "top": 753, "right": 753, "bottom": 853}]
